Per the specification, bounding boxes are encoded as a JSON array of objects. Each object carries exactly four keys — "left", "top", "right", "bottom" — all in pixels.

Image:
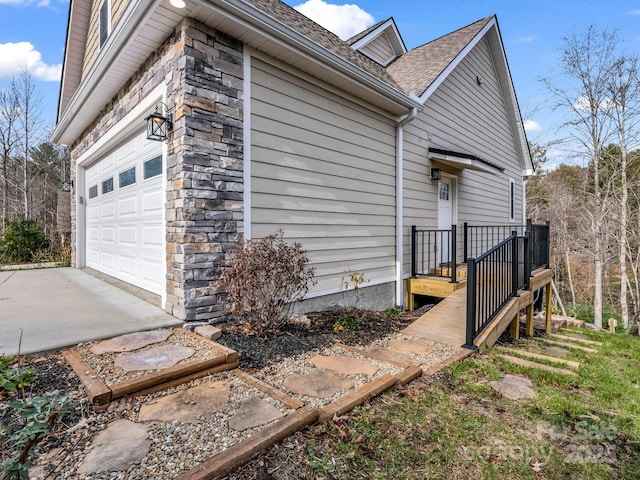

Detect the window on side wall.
[
  {"left": 99, "top": 0, "right": 110, "bottom": 48},
  {"left": 509, "top": 178, "right": 516, "bottom": 223}
]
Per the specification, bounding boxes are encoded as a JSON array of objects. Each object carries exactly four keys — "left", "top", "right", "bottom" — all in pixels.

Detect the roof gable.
[
  {"left": 349, "top": 18, "right": 407, "bottom": 67},
  {"left": 386, "top": 17, "right": 491, "bottom": 98}
]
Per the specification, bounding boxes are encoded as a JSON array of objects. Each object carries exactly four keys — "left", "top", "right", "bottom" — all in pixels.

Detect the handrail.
[
  {"left": 464, "top": 232, "right": 520, "bottom": 349},
  {"left": 411, "top": 225, "right": 457, "bottom": 283},
  {"left": 463, "top": 222, "right": 526, "bottom": 261}
]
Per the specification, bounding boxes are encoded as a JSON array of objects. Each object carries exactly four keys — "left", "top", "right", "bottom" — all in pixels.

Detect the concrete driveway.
[{"left": 0, "top": 268, "right": 181, "bottom": 356}]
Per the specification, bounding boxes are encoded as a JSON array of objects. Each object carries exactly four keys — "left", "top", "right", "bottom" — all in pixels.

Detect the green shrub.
[
  {"left": 566, "top": 302, "right": 622, "bottom": 327},
  {"left": 0, "top": 355, "right": 35, "bottom": 394},
  {"left": 0, "top": 220, "right": 50, "bottom": 263}
]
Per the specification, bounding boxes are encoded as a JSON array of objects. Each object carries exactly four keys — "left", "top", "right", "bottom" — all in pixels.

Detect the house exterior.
[{"left": 51, "top": 0, "right": 533, "bottom": 322}]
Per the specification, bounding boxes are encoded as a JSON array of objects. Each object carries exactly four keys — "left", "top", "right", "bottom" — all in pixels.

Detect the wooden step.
[
  {"left": 497, "top": 354, "right": 578, "bottom": 376},
  {"left": 495, "top": 347, "right": 580, "bottom": 369},
  {"left": 551, "top": 334, "right": 602, "bottom": 347},
  {"left": 536, "top": 338, "right": 598, "bottom": 353}
]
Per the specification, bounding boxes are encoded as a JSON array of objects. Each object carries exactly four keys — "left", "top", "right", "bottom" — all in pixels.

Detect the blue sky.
[{"left": 0, "top": 0, "right": 639, "bottom": 165}]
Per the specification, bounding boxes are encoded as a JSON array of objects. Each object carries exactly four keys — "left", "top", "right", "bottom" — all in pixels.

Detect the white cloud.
[
  {"left": 0, "top": 42, "right": 62, "bottom": 81},
  {"left": 293, "top": 0, "right": 375, "bottom": 40},
  {"left": 515, "top": 35, "right": 534, "bottom": 43},
  {"left": 628, "top": 9, "right": 640, "bottom": 15},
  {"left": 524, "top": 119, "right": 541, "bottom": 132},
  {"left": 0, "top": 0, "right": 49, "bottom": 5}
]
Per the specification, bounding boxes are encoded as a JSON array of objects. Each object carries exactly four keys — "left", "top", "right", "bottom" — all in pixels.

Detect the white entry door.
[
  {"left": 437, "top": 177, "right": 454, "bottom": 265},
  {"left": 84, "top": 131, "right": 164, "bottom": 295}
]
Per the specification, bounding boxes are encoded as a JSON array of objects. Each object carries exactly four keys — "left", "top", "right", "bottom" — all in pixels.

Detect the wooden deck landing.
[
  {"left": 403, "top": 268, "right": 554, "bottom": 350},
  {"left": 403, "top": 287, "right": 467, "bottom": 346}
]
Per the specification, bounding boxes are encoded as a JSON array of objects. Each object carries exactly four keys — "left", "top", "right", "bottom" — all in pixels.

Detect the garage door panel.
[
  {"left": 118, "top": 195, "right": 137, "bottom": 217},
  {"left": 142, "top": 224, "right": 163, "bottom": 246},
  {"left": 142, "top": 188, "right": 163, "bottom": 213},
  {"left": 101, "top": 225, "right": 116, "bottom": 243},
  {"left": 85, "top": 131, "right": 164, "bottom": 295},
  {"left": 100, "top": 252, "right": 115, "bottom": 271},
  {"left": 101, "top": 201, "right": 115, "bottom": 218},
  {"left": 118, "top": 225, "right": 137, "bottom": 246},
  {"left": 117, "top": 254, "right": 137, "bottom": 277}
]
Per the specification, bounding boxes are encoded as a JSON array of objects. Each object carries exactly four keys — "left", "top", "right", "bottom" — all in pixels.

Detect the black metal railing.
[
  {"left": 411, "top": 225, "right": 457, "bottom": 283},
  {"left": 464, "top": 231, "right": 521, "bottom": 349},
  {"left": 528, "top": 219, "right": 550, "bottom": 271},
  {"left": 463, "top": 223, "right": 526, "bottom": 261}
]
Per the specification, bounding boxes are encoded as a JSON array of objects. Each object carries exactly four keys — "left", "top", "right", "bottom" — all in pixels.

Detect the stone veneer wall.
[{"left": 69, "top": 18, "right": 244, "bottom": 321}]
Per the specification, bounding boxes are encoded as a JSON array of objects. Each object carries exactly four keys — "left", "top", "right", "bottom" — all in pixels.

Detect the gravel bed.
[
  {"left": 2, "top": 305, "right": 462, "bottom": 479},
  {"left": 75, "top": 330, "right": 220, "bottom": 385},
  {"left": 366, "top": 333, "right": 463, "bottom": 368},
  {"left": 253, "top": 344, "right": 403, "bottom": 409},
  {"left": 38, "top": 372, "right": 292, "bottom": 480}
]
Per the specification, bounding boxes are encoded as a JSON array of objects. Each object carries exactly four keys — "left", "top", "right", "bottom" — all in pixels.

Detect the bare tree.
[
  {"left": 605, "top": 56, "right": 640, "bottom": 330},
  {"left": 14, "top": 69, "right": 44, "bottom": 220},
  {"left": 542, "top": 26, "right": 619, "bottom": 327},
  {"left": 0, "top": 88, "right": 20, "bottom": 228}
]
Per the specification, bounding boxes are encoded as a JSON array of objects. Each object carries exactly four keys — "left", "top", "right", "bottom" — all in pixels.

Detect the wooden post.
[
  {"left": 510, "top": 313, "right": 520, "bottom": 339},
  {"left": 525, "top": 303, "right": 534, "bottom": 337},
  {"left": 545, "top": 282, "right": 552, "bottom": 335}
]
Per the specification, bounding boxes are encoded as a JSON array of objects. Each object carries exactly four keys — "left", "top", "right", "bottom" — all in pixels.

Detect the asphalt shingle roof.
[
  {"left": 387, "top": 17, "right": 493, "bottom": 97},
  {"left": 247, "top": 1, "right": 492, "bottom": 99},
  {"left": 246, "top": 0, "right": 402, "bottom": 90}
]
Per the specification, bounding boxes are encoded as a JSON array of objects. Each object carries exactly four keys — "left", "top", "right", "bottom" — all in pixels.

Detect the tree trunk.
[
  {"left": 551, "top": 279, "right": 567, "bottom": 316},
  {"left": 565, "top": 251, "right": 577, "bottom": 305}
]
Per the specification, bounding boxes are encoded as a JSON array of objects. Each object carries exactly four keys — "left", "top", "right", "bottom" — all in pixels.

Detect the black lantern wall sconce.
[
  {"left": 430, "top": 167, "right": 441, "bottom": 181},
  {"left": 145, "top": 102, "right": 173, "bottom": 141}
]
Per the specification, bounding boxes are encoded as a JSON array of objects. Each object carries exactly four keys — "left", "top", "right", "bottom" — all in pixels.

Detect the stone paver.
[
  {"left": 78, "top": 419, "right": 151, "bottom": 474},
  {"left": 490, "top": 374, "right": 536, "bottom": 401},
  {"left": 115, "top": 344, "right": 195, "bottom": 371},
  {"left": 365, "top": 347, "right": 417, "bottom": 366},
  {"left": 311, "top": 355, "right": 378, "bottom": 376},
  {"left": 90, "top": 329, "right": 173, "bottom": 355},
  {"left": 388, "top": 338, "right": 433, "bottom": 355},
  {"left": 284, "top": 370, "right": 353, "bottom": 398},
  {"left": 138, "top": 380, "right": 230, "bottom": 424},
  {"left": 228, "top": 396, "right": 284, "bottom": 431},
  {"left": 194, "top": 325, "right": 222, "bottom": 340}
]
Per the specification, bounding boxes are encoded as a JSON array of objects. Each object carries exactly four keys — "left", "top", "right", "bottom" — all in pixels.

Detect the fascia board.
[
  {"left": 350, "top": 18, "right": 407, "bottom": 55},
  {"left": 418, "top": 16, "right": 533, "bottom": 175},
  {"left": 203, "top": 0, "right": 420, "bottom": 111},
  {"left": 418, "top": 18, "right": 495, "bottom": 104},
  {"left": 51, "top": 0, "right": 163, "bottom": 144}
]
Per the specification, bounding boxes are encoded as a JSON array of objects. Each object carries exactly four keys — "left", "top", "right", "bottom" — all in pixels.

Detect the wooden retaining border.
[
  {"left": 175, "top": 407, "right": 319, "bottom": 480},
  {"left": 234, "top": 370, "right": 304, "bottom": 410},
  {"left": 63, "top": 329, "right": 239, "bottom": 406},
  {"left": 175, "top": 345, "right": 476, "bottom": 479}
]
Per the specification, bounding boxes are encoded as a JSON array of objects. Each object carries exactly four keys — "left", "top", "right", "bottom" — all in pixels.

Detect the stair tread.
[
  {"left": 498, "top": 354, "right": 579, "bottom": 376},
  {"left": 496, "top": 347, "right": 580, "bottom": 369},
  {"left": 538, "top": 338, "right": 598, "bottom": 353},
  {"left": 552, "top": 334, "right": 602, "bottom": 347}
]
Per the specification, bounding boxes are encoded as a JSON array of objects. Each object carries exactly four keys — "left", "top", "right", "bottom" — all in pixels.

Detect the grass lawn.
[{"left": 252, "top": 329, "right": 640, "bottom": 479}]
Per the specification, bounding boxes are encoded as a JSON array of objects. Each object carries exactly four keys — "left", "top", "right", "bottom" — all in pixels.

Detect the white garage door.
[{"left": 85, "top": 131, "right": 164, "bottom": 295}]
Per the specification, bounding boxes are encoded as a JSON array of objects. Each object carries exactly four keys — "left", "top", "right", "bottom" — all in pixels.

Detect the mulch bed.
[{"left": 218, "top": 307, "right": 430, "bottom": 370}]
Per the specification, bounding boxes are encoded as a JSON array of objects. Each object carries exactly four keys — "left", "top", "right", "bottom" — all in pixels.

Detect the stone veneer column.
[
  {"left": 165, "top": 20, "right": 244, "bottom": 321},
  {"left": 68, "top": 19, "right": 243, "bottom": 322}
]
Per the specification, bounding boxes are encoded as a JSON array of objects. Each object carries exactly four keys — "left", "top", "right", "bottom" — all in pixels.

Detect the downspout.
[{"left": 395, "top": 106, "right": 418, "bottom": 307}]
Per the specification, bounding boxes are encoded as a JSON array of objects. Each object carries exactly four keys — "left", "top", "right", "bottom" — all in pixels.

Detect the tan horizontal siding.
[
  {"left": 402, "top": 37, "right": 525, "bottom": 273},
  {"left": 251, "top": 57, "right": 397, "bottom": 292},
  {"left": 82, "top": 0, "right": 100, "bottom": 77},
  {"left": 360, "top": 32, "right": 395, "bottom": 64}
]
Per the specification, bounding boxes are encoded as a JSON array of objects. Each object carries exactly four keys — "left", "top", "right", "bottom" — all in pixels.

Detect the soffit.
[{"left": 53, "top": 0, "right": 418, "bottom": 145}]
